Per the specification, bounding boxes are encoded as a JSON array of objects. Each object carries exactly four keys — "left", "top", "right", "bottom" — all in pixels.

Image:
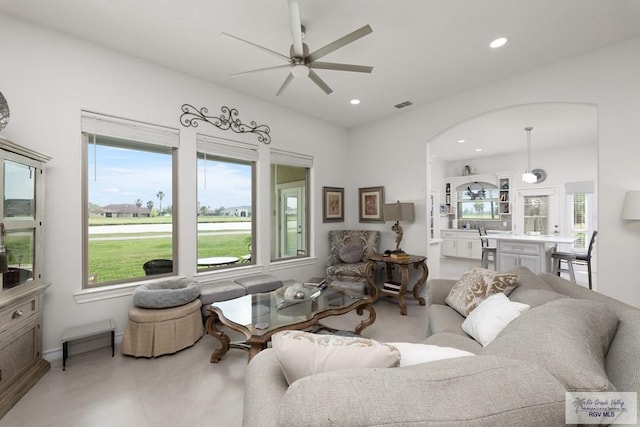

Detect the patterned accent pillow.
[
  {"left": 272, "top": 330, "right": 400, "bottom": 385},
  {"left": 445, "top": 268, "right": 519, "bottom": 317},
  {"left": 339, "top": 244, "right": 364, "bottom": 263}
]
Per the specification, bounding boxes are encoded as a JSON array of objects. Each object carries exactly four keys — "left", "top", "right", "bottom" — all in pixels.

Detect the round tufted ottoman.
[
  {"left": 133, "top": 278, "right": 201, "bottom": 308},
  {"left": 122, "top": 279, "right": 203, "bottom": 357}
]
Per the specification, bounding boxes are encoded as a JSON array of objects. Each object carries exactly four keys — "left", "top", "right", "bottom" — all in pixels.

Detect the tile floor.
[
  {"left": 1, "top": 257, "right": 592, "bottom": 426},
  {"left": 1, "top": 297, "right": 428, "bottom": 427}
]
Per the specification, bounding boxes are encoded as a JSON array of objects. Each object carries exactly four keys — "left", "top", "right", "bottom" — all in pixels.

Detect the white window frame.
[
  {"left": 81, "top": 111, "right": 179, "bottom": 289},
  {"left": 270, "top": 149, "right": 312, "bottom": 261},
  {"left": 196, "top": 134, "right": 257, "bottom": 271}
]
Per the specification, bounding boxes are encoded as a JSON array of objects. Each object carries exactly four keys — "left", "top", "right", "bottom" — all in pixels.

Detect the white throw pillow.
[
  {"left": 461, "top": 293, "right": 530, "bottom": 346},
  {"left": 386, "top": 342, "right": 474, "bottom": 367},
  {"left": 272, "top": 330, "right": 400, "bottom": 385}
]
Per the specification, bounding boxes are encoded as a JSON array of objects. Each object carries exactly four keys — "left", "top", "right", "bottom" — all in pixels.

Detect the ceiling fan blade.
[
  {"left": 276, "top": 73, "right": 294, "bottom": 96},
  {"left": 309, "top": 62, "right": 373, "bottom": 73},
  {"left": 221, "top": 32, "right": 290, "bottom": 62},
  {"left": 288, "top": 1, "right": 304, "bottom": 57},
  {"left": 308, "top": 69, "right": 333, "bottom": 95},
  {"left": 307, "top": 24, "right": 373, "bottom": 62},
  {"left": 230, "top": 64, "right": 290, "bottom": 77}
]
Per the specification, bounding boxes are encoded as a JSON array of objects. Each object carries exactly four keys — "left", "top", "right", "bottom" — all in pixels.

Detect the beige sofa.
[{"left": 242, "top": 267, "right": 640, "bottom": 426}]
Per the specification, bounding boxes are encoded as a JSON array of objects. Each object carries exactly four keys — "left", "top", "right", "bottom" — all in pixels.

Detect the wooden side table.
[{"left": 365, "top": 254, "right": 429, "bottom": 315}]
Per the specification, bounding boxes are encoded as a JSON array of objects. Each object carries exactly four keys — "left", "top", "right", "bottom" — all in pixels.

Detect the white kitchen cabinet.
[
  {"left": 441, "top": 230, "right": 482, "bottom": 260},
  {"left": 496, "top": 240, "right": 554, "bottom": 273}
]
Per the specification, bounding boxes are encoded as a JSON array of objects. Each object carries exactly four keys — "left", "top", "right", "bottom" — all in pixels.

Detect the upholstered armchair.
[{"left": 326, "top": 230, "right": 380, "bottom": 282}]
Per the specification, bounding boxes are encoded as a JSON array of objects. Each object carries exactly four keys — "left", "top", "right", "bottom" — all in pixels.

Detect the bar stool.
[
  {"left": 478, "top": 226, "right": 496, "bottom": 269},
  {"left": 551, "top": 231, "right": 597, "bottom": 289}
]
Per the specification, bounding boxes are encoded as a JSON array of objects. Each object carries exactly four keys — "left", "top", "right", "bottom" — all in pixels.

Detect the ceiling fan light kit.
[{"left": 222, "top": 0, "right": 373, "bottom": 96}]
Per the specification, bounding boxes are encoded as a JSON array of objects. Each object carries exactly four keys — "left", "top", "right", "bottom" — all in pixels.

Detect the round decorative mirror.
[
  {"left": 531, "top": 168, "right": 547, "bottom": 183},
  {"left": 466, "top": 182, "right": 485, "bottom": 199}
]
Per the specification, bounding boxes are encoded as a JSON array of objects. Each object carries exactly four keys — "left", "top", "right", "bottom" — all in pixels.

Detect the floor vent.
[{"left": 394, "top": 100, "right": 413, "bottom": 109}]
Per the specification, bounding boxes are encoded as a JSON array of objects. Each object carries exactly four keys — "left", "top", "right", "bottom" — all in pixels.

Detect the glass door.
[{"left": 279, "top": 184, "right": 306, "bottom": 257}]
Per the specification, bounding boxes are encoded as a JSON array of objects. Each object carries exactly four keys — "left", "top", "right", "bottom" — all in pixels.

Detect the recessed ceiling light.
[
  {"left": 458, "top": 139, "right": 466, "bottom": 144},
  {"left": 475, "top": 148, "right": 483, "bottom": 152},
  {"left": 490, "top": 37, "right": 508, "bottom": 49},
  {"left": 350, "top": 99, "right": 361, "bottom": 105}
]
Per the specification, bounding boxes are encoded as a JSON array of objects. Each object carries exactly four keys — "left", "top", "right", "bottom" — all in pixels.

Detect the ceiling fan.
[{"left": 221, "top": 0, "right": 373, "bottom": 96}]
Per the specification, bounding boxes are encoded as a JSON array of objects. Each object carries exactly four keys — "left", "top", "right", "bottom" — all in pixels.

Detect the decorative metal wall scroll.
[{"left": 180, "top": 104, "right": 271, "bottom": 144}]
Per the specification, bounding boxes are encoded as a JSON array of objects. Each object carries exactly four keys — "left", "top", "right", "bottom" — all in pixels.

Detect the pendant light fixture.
[{"left": 522, "top": 126, "right": 537, "bottom": 183}]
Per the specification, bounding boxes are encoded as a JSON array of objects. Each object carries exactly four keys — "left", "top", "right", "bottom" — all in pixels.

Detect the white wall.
[
  {"left": 350, "top": 37, "right": 640, "bottom": 309},
  {"left": 0, "top": 14, "right": 350, "bottom": 353}
]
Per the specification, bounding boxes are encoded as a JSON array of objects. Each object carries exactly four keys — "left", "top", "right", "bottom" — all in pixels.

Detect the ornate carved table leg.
[
  {"left": 205, "top": 310, "right": 231, "bottom": 363},
  {"left": 247, "top": 343, "right": 266, "bottom": 362},
  {"left": 398, "top": 264, "right": 409, "bottom": 315},
  {"left": 411, "top": 261, "right": 429, "bottom": 306},
  {"left": 364, "top": 259, "right": 379, "bottom": 300},
  {"left": 355, "top": 304, "right": 377, "bottom": 335}
]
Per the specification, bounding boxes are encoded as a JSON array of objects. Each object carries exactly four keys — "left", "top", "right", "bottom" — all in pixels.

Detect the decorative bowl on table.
[{"left": 275, "top": 283, "right": 321, "bottom": 302}]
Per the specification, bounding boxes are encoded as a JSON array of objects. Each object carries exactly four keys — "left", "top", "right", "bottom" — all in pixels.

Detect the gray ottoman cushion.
[
  {"left": 133, "top": 278, "right": 200, "bottom": 308},
  {"left": 235, "top": 274, "right": 283, "bottom": 294},
  {"left": 199, "top": 281, "right": 246, "bottom": 317}
]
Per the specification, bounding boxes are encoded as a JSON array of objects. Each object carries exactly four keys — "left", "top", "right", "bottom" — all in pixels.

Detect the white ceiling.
[
  {"left": 0, "top": 0, "right": 638, "bottom": 158},
  {"left": 429, "top": 103, "right": 598, "bottom": 161}
]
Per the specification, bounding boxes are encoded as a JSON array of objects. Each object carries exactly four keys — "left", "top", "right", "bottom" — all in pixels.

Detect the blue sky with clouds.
[{"left": 88, "top": 145, "right": 251, "bottom": 209}]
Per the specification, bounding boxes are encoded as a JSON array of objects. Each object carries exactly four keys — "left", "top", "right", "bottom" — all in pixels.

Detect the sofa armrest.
[
  {"left": 426, "top": 278, "right": 456, "bottom": 306},
  {"left": 272, "top": 356, "right": 567, "bottom": 426},
  {"left": 242, "top": 349, "right": 289, "bottom": 427}
]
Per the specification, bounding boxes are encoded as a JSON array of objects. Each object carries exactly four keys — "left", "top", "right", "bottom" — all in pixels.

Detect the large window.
[
  {"left": 82, "top": 112, "right": 178, "bottom": 288},
  {"left": 197, "top": 135, "right": 256, "bottom": 271},
  {"left": 457, "top": 183, "right": 500, "bottom": 220},
  {"left": 270, "top": 150, "right": 311, "bottom": 261}
]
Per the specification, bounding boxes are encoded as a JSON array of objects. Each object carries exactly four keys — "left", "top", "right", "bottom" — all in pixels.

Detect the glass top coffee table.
[{"left": 205, "top": 285, "right": 376, "bottom": 363}]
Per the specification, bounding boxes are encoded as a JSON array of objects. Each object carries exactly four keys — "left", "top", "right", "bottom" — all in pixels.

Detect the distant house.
[
  {"left": 220, "top": 205, "right": 252, "bottom": 217},
  {"left": 102, "top": 204, "right": 151, "bottom": 218}
]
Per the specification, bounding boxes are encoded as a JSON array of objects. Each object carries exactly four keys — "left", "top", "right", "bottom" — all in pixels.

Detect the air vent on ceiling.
[{"left": 394, "top": 100, "right": 413, "bottom": 109}]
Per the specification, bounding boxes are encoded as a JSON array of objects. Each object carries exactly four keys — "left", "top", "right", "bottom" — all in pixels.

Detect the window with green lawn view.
[
  {"left": 82, "top": 112, "right": 178, "bottom": 288},
  {"left": 457, "top": 184, "right": 500, "bottom": 220},
  {"left": 270, "top": 150, "right": 311, "bottom": 261},
  {"left": 197, "top": 135, "right": 256, "bottom": 271}
]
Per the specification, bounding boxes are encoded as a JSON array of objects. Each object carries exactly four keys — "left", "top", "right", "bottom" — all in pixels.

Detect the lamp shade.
[
  {"left": 622, "top": 191, "right": 640, "bottom": 220},
  {"left": 383, "top": 202, "right": 415, "bottom": 222}
]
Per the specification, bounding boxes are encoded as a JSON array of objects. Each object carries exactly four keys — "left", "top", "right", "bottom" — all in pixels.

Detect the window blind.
[
  {"left": 81, "top": 111, "right": 179, "bottom": 148},
  {"left": 197, "top": 134, "right": 258, "bottom": 162},
  {"left": 565, "top": 181, "right": 594, "bottom": 194},
  {"left": 270, "top": 149, "right": 313, "bottom": 167}
]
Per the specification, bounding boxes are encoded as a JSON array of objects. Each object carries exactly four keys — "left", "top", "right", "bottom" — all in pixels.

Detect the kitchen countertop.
[{"left": 491, "top": 234, "right": 576, "bottom": 244}]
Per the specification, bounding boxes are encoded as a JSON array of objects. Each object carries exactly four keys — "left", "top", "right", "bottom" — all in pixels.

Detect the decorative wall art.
[
  {"left": 323, "top": 187, "right": 344, "bottom": 223},
  {"left": 179, "top": 104, "right": 271, "bottom": 144},
  {"left": 359, "top": 186, "right": 385, "bottom": 223}
]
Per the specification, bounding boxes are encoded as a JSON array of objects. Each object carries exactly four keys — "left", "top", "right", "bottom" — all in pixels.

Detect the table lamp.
[{"left": 383, "top": 201, "right": 415, "bottom": 252}]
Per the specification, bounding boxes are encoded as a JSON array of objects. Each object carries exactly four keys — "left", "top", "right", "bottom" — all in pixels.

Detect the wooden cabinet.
[
  {"left": 0, "top": 136, "right": 50, "bottom": 419},
  {"left": 442, "top": 230, "right": 482, "bottom": 260}
]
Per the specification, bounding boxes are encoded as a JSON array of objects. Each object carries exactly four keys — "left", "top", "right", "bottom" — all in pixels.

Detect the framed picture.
[
  {"left": 323, "top": 187, "right": 344, "bottom": 222},
  {"left": 359, "top": 186, "right": 385, "bottom": 223}
]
